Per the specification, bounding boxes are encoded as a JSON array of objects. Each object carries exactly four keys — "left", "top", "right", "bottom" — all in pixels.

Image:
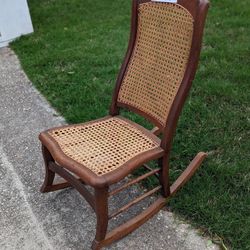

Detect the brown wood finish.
[
  {"left": 178, "top": 0, "right": 199, "bottom": 18},
  {"left": 116, "top": 102, "right": 164, "bottom": 129},
  {"left": 170, "top": 152, "right": 207, "bottom": 196},
  {"left": 42, "top": 180, "right": 73, "bottom": 192},
  {"left": 96, "top": 150, "right": 207, "bottom": 249},
  {"left": 161, "top": 0, "right": 210, "bottom": 152},
  {"left": 39, "top": 0, "right": 210, "bottom": 249},
  {"left": 40, "top": 145, "right": 55, "bottom": 192},
  {"left": 142, "top": 164, "right": 160, "bottom": 177},
  {"left": 109, "top": 186, "right": 162, "bottom": 219},
  {"left": 151, "top": 126, "right": 162, "bottom": 136},
  {"left": 109, "top": 167, "right": 160, "bottom": 197},
  {"left": 49, "top": 162, "right": 96, "bottom": 211},
  {"left": 99, "top": 197, "right": 167, "bottom": 249},
  {"left": 159, "top": 154, "right": 171, "bottom": 197},
  {"left": 92, "top": 187, "right": 109, "bottom": 249},
  {"left": 109, "top": 0, "right": 139, "bottom": 116}
]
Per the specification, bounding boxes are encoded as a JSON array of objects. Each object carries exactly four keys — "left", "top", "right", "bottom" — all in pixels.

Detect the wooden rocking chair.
[{"left": 39, "top": 0, "right": 209, "bottom": 249}]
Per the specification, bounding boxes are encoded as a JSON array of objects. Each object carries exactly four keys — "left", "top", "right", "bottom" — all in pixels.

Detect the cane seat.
[{"left": 39, "top": 116, "right": 163, "bottom": 181}]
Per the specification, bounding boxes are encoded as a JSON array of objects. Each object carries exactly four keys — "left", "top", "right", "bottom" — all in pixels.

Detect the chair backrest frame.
[{"left": 110, "top": 0, "right": 209, "bottom": 151}]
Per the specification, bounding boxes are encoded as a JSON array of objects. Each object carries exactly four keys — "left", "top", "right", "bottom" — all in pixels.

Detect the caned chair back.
[{"left": 117, "top": 2, "right": 194, "bottom": 127}]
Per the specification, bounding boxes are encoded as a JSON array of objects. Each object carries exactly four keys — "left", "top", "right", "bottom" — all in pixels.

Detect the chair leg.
[
  {"left": 92, "top": 187, "right": 109, "bottom": 250},
  {"left": 159, "top": 155, "right": 170, "bottom": 197},
  {"left": 40, "top": 145, "right": 55, "bottom": 193}
]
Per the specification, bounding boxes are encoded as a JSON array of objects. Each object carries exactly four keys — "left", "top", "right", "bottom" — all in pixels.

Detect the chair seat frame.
[{"left": 40, "top": 0, "right": 209, "bottom": 249}]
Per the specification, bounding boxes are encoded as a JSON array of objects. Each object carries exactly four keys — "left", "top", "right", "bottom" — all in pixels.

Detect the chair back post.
[
  {"left": 160, "top": 0, "right": 209, "bottom": 152},
  {"left": 110, "top": 0, "right": 139, "bottom": 116}
]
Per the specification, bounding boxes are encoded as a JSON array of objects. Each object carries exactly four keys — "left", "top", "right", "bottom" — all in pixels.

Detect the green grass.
[{"left": 11, "top": 0, "right": 250, "bottom": 249}]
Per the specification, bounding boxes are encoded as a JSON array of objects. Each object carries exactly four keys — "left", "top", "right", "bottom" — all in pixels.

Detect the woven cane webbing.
[
  {"left": 118, "top": 2, "right": 194, "bottom": 126},
  {"left": 48, "top": 117, "right": 159, "bottom": 176}
]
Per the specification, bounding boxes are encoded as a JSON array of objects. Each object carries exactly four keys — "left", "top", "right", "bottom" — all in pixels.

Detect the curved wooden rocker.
[{"left": 39, "top": 0, "right": 209, "bottom": 249}]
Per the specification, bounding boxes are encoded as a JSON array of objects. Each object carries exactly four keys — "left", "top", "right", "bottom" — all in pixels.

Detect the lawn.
[{"left": 11, "top": 0, "right": 250, "bottom": 249}]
